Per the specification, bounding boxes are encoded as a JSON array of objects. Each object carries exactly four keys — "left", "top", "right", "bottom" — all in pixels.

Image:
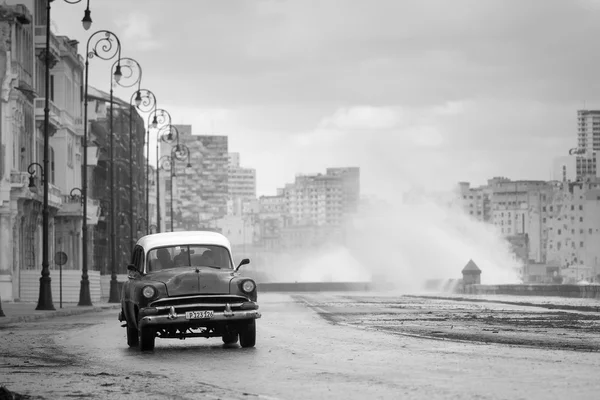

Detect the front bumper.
[{"left": 139, "top": 309, "right": 261, "bottom": 328}]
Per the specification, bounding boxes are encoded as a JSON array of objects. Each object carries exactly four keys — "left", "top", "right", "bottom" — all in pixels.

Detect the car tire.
[
  {"left": 126, "top": 321, "right": 139, "bottom": 347},
  {"left": 239, "top": 320, "right": 256, "bottom": 348},
  {"left": 222, "top": 332, "right": 238, "bottom": 345},
  {"left": 138, "top": 326, "right": 155, "bottom": 351}
]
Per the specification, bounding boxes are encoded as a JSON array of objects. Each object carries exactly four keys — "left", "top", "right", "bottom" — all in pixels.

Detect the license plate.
[{"left": 185, "top": 310, "right": 214, "bottom": 320}]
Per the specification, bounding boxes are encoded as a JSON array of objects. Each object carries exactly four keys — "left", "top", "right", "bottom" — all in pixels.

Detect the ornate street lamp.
[
  {"left": 147, "top": 110, "right": 174, "bottom": 233},
  {"left": 158, "top": 143, "right": 191, "bottom": 232},
  {"left": 82, "top": 30, "right": 122, "bottom": 306},
  {"left": 35, "top": 0, "right": 92, "bottom": 311},
  {"left": 69, "top": 187, "right": 83, "bottom": 203},
  {"left": 135, "top": 90, "right": 157, "bottom": 235},
  {"left": 26, "top": 161, "right": 54, "bottom": 308},
  {"left": 109, "top": 57, "right": 142, "bottom": 262}
]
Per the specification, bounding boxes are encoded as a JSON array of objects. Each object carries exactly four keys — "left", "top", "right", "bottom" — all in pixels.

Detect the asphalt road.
[{"left": 1, "top": 292, "right": 600, "bottom": 399}]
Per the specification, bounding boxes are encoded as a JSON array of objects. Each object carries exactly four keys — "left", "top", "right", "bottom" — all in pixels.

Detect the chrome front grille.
[{"left": 150, "top": 295, "right": 248, "bottom": 311}]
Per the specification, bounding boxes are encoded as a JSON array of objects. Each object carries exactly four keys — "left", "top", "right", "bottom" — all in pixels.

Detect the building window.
[
  {"left": 50, "top": 75, "right": 54, "bottom": 101},
  {"left": 580, "top": 242, "right": 584, "bottom": 248},
  {"left": 579, "top": 205, "right": 583, "bottom": 211},
  {"left": 50, "top": 147, "right": 55, "bottom": 184}
]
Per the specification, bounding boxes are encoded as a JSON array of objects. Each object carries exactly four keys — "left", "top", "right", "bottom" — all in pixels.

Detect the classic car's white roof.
[{"left": 136, "top": 231, "right": 232, "bottom": 252}]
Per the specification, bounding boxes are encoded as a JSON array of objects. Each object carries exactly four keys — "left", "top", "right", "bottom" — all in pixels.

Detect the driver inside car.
[
  {"left": 200, "top": 250, "right": 216, "bottom": 267},
  {"left": 150, "top": 248, "right": 173, "bottom": 271},
  {"left": 173, "top": 248, "right": 190, "bottom": 267}
]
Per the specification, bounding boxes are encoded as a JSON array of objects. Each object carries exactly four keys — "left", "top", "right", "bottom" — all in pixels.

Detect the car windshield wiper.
[{"left": 195, "top": 265, "right": 221, "bottom": 269}]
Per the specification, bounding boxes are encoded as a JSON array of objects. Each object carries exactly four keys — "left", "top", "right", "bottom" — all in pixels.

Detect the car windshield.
[{"left": 146, "top": 245, "right": 232, "bottom": 272}]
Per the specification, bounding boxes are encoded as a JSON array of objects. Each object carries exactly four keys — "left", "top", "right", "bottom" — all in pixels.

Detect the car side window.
[{"left": 133, "top": 247, "right": 144, "bottom": 272}]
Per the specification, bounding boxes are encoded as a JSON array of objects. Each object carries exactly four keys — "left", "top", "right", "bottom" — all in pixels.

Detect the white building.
[
  {"left": 0, "top": 2, "right": 93, "bottom": 301},
  {"left": 228, "top": 152, "right": 256, "bottom": 200},
  {"left": 544, "top": 180, "right": 600, "bottom": 282},
  {"left": 575, "top": 110, "right": 600, "bottom": 180}
]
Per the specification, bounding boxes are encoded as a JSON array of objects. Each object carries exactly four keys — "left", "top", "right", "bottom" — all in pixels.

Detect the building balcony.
[
  {"left": 11, "top": 60, "right": 33, "bottom": 92},
  {"left": 59, "top": 109, "right": 84, "bottom": 135},
  {"left": 34, "top": 25, "right": 61, "bottom": 67},
  {"left": 9, "top": 171, "right": 62, "bottom": 209},
  {"left": 58, "top": 195, "right": 100, "bottom": 225},
  {"left": 35, "top": 98, "right": 61, "bottom": 133}
]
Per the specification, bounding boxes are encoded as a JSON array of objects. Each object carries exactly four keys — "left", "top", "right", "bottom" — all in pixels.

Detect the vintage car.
[{"left": 118, "top": 231, "right": 261, "bottom": 351}]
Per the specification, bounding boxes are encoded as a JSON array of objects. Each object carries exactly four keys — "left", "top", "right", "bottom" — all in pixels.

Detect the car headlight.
[
  {"left": 241, "top": 280, "right": 256, "bottom": 293},
  {"left": 142, "top": 285, "right": 156, "bottom": 299}
]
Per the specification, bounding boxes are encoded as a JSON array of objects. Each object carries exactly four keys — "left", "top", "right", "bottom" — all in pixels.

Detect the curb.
[
  {"left": 404, "top": 295, "right": 600, "bottom": 313},
  {"left": 0, "top": 304, "right": 122, "bottom": 325}
]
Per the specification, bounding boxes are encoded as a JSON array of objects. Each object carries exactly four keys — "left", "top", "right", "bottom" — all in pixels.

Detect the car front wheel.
[
  {"left": 239, "top": 320, "right": 256, "bottom": 348},
  {"left": 138, "top": 326, "right": 155, "bottom": 351}
]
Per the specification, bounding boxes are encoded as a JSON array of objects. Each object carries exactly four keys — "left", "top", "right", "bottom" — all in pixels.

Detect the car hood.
[{"left": 146, "top": 267, "right": 234, "bottom": 297}]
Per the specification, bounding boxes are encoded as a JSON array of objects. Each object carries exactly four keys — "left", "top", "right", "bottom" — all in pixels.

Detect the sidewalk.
[
  {"left": 406, "top": 292, "right": 600, "bottom": 313},
  {"left": 0, "top": 300, "right": 121, "bottom": 325}
]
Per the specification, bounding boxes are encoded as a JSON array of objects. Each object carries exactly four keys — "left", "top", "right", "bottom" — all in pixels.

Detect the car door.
[{"left": 124, "top": 245, "right": 144, "bottom": 321}]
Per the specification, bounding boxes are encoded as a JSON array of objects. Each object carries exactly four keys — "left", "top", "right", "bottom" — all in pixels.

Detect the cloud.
[
  {"left": 318, "top": 106, "right": 400, "bottom": 130},
  {"left": 50, "top": 0, "right": 596, "bottom": 198},
  {"left": 116, "top": 13, "right": 161, "bottom": 51}
]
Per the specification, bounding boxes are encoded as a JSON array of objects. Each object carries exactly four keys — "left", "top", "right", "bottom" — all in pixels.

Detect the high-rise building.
[
  {"left": 288, "top": 167, "right": 360, "bottom": 227},
  {"left": 228, "top": 152, "right": 256, "bottom": 200},
  {"left": 575, "top": 110, "right": 600, "bottom": 180},
  {"left": 164, "top": 125, "right": 229, "bottom": 231}
]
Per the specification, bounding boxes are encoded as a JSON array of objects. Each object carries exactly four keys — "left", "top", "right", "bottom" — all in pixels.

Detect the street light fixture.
[
  {"left": 26, "top": 160, "right": 54, "bottom": 309},
  {"left": 134, "top": 89, "right": 157, "bottom": 235},
  {"left": 69, "top": 187, "right": 83, "bottom": 203},
  {"left": 147, "top": 110, "right": 174, "bottom": 233},
  {"left": 36, "top": 0, "right": 93, "bottom": 311},
  {"left": 158, "top": 143, "right": 191, "bottom": 232},
  {"left": 82, "top": 30, "right": 122, "bottom": 306},
  {"left": 111, "top": 57, "right": 143, "bottom": 256}
]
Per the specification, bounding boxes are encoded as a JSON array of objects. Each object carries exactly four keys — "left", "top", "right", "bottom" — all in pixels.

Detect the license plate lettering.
[{"left": 185, "top": 310, "right": 214, "bottom": 320}]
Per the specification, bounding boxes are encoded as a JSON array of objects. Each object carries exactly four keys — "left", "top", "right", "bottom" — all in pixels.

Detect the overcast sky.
[{"left": 51, "top": 0, "right": 600, "bottom": 199}]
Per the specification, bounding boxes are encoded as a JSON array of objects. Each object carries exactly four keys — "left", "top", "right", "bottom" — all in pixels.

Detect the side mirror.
[
  {"left": 127, "top": 264, "right": 141, "bottom": 277},
  {"left": 235, "top": 258, "right": 250, "bottom": 272}
]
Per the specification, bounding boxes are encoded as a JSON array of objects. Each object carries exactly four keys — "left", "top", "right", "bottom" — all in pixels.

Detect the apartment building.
[{"left": 163, "top": 125, "right": 229, "bottom": 231}]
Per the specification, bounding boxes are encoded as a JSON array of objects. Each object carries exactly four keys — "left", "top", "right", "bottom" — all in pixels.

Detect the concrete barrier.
[
  {"left": 460, "top": 283, "right": 600, "bottom": 299},
  {"left": 258, "top": 281, "right": 374, "bottom": 292}
]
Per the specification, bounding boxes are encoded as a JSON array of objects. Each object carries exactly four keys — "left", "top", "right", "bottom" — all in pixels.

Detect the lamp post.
[
  {"left": 147, "top": 110, "right": 174, "bottom": 233},
  {"left": 146, "top": 164, "right": 156, "bottom": 234},
  {"left": 111, "top": 58, "right": 143, "bottom": 253},
  {"left": 82, "top": 30, "right": 122, "bottom": 306},
  {"left": 132, "top": 89, "right": 157, "bottom": 236},
  {"left": 27, "top": 160, "right": 55, "bottom": 309},
  {"left": 158, "top": 144, "right": 192, "bottom": 232},
  {"left": 35, "top": 0, "right": 92, "bottom": 311}
]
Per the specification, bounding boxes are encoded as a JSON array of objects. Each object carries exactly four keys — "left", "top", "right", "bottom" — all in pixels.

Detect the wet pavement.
[
  {"left": 1, "top": 292, "right": 600, "bottom": 399},
  {"left": 296, "top": 292, "right": 600, "bottom": 351}
]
